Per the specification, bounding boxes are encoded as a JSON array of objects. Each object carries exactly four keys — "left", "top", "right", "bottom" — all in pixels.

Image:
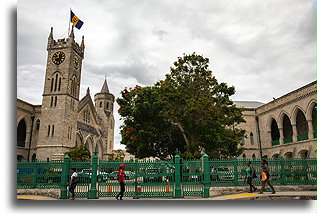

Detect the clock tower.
[{"left": 36, "top": 26, "right": 85, "bottom": 160}]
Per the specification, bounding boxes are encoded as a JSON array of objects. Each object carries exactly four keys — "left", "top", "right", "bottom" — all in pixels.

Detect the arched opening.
[
  {"left": 17, "top": 119, "right": 26, "bottom": 147},
  {"left": 312, "top": 104, "right": 316, "bottom": 138},
  {"left": 298, "top": 150, "right": 308, "bottom": 159},
  {"left": 240, "top": 136, "right": 245, "bottom": 145},
  {"left": 296, "top": 109, "right": 308, "bottom": 141},
  {"left": 271, "top": 118, "right": 280, "bottom": 146},
  {"left": 282, "top": 114, "right": 293, "bottom": 144},
  {"left": 252, "top": 154, "right": 256, "bottom": 160},
  {"left": 284, "top": 152, "right": 293, "bottom": 159},
  {"left": 85, "top": 137, "right": 93, "bottom": 155},
  {"left": 17, "top": 155, "right": 25, "bottom": 161},
  {"left": 96, "top": 140, "right": 103, "bottom": 159},
  {"left": 272, "top": 154, "right": 279, "bottom": 158},
  {"left": 262, "top": 155, "right": 268, "bottom": 159},
  {"left": 31, "top": 154, "right": 37, "bottom": 161},
  {"left": 242, "top": 154, "right": 246, "bottom": 159},
  {"left": 35, "top": 119, "right": 40, "bottom": 131},
  {"left": 250, "top": 132, "right": 254, "bottom": 145},
  {"left": 76, "top": 133, "right": 83, "bottom": 147}
]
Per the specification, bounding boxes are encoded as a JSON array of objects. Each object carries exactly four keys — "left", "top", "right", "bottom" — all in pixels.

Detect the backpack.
[
  {"left": 72, "top": 176, "right": 79, "bottom": 184},
  {"left": 251, "top": 167, "right": 257, "bottom": 178}
]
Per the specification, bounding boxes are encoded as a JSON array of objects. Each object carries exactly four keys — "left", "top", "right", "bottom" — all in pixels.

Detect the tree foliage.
[
  {"left": 65, "top": 145, "right": 91, "bottom": 161},
  {"left": 117, "top": 53, "right": 246, "bottom": 159}
]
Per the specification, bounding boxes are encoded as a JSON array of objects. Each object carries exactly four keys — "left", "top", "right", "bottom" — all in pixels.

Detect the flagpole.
[{"left": 68, "top": 8, "right": 71, "bottom": 36}]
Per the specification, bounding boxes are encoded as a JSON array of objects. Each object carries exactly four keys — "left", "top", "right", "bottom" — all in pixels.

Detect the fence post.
[
  {"left": 133, "top": 158, "right": 139, "bottom": 199},
  {"left": 174, "top": 151, "right": 182, "bottom": 198},
  {"left": 88, "top": 152, "right": 99, "bottom": 199},
  {"left": 233, "top": 156, "right": 239, "bottom": 186},
  {"left": 32, "top": 161, "right": 37, "bottom": 188},
  {"left": 202, "top": 154, "right": 210, "bottom": 198},
  {"left": 60, "top": 155, "right": 70, "bottom": 199},
  {"left": 280, "top": 157, "right": 286, "bottom": 185}
]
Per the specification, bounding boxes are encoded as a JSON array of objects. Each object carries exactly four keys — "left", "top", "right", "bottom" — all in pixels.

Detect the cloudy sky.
[{"left": 17, "top": 0, "right": 315, "bottom": 150}]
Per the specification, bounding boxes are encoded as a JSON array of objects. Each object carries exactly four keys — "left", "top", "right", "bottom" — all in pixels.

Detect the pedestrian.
[
  {"left": 69, "top": 168, "right": 79, "bottom": 200},
  {"left": 259, "top": 160, "right": 276, "bottom": 194},
  {"left": 115, "top": 164, "right": 125, "bottom": 200},
  {"left": 245, "top": 161, "right": 257, "bottom": 193}
]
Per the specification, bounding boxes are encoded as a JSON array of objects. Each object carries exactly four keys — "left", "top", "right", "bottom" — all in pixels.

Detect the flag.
[{"left": 70, "top": 10, "right": 84, "bottom": 29}]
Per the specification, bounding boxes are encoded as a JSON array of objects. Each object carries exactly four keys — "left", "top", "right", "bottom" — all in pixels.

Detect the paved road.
[{"left": 17, "top": 191, "right": 315, "bottom": 200}]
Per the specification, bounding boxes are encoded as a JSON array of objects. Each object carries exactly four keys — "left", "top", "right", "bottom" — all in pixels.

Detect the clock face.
[
  {"left": 52, "top": 51, "right": 66, "bottom": 65},
  {"left": 73, "top": 55, "right": 79, "bottom": 69}
]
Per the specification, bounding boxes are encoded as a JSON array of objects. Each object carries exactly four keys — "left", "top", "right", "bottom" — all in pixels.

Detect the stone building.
[
  {"left": 235, "top": 81, "right": 316, "bottom": 159},
  {"left": 17, "top": 27, "right": 115, "bottom": 161}
]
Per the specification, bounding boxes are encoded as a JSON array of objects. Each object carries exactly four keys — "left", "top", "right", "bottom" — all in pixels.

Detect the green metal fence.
[
  {"left": 17, "top": 160, "right": 63, "bottom": 189},
  {"left": 17, "top": 154, "right": 316, "bottom": 199}
]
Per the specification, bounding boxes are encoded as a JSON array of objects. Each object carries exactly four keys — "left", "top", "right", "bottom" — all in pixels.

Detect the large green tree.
[
  {"left": 117, "top": 86, "right": 185, "bottom": 159},
  {"left": 65, "top": 145, "right": 91, "bottom": 161},
  {"left": 117, "top": 53, "right": 245, "bottom": 159}
]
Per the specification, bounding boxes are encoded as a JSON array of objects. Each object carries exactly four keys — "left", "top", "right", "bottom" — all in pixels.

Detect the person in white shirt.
[{"left": 69, "top": 168, "right": 78, "bottom": 200}]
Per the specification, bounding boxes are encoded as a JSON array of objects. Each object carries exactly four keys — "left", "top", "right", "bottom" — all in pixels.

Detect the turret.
[{"left": 94, "top": 77, "right": 115, "bottom": 117}]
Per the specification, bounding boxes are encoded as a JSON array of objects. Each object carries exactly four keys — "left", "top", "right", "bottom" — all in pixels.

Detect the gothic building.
[{"left": 17, "top": 27, "right": 115, "bottom": 161}]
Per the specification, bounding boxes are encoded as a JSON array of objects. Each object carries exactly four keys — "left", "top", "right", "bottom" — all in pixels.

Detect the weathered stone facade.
[
  {"left": 235, "top": 81, "right": 316, "bottom": 159},
  {"left": 17, "top": 27, "right": 115, "bottom": 161}
]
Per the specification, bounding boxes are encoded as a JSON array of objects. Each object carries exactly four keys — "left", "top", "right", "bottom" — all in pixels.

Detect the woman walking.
[
  {"left": 259, "top": 160, "right": 276, "bottom": 194},
  {"left": 245, "top": 161, "right": 257, "bottom": 193},
  {"left": 69, "top": 168, "right": 79, "bottom": 200},
  {"left": 115, "top": 164, "right": 125, "bottom": 200}
]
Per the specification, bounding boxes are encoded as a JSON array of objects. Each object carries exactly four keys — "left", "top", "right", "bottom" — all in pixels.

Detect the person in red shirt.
[{"left": 115, "top": 164, "right": 125, "bottom": 200}]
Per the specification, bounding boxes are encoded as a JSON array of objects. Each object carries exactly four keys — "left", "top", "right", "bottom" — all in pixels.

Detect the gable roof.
[{"left": 78, "top": 92, "right": 101, "bottom": 124}]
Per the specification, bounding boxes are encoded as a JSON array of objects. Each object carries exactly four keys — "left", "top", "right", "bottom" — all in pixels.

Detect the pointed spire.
[
  {"left": 49, "top": 27, "right": 53, "bottom": 39},
  {"left": 80, "top": 35, "right": 85, "bottom": 49},
  {"left": 100, "top": 76, "right": 110, "bottom": 93},
  {"left": 69, "top": 25, "right": 75, "bottom": 39},
  {"left": 47, "top": 27, "right": 54, "bottom": 50},
  {"left": 86, "top": 87, "right": 90, "bottom": 95}
]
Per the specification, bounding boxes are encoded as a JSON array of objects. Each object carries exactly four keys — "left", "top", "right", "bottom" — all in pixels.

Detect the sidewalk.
[{"left": 17, "top": 191, "right": 316, "bottom": 200}]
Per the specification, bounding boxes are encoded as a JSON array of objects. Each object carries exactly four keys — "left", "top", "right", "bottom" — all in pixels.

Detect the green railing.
[
  {"left": 17, "top": 155, "right": 316, "bottom": 199},
  {"left": 271, "top": 140, "right": 279, "bottom": 146},
  {"left": 283, "top": 137, "right": 293, "bottom": 144},
  {"left": 17, "top": 160, "right": 63, "bottom": 189},
  {"left": 297, "top": 134, "right": 309, "bottom": 141}
]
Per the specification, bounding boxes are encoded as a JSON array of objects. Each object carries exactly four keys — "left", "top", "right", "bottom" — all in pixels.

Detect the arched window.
[
  {"left": 271, "top": 118, "right": 280, "bottom": 146},
  {"left": 282, "top": 114, "right": 293, "bottom": 143},
  {"left": 58, "top": 77, "right": 61, "bottom": 91},
  {"left": 52, "top": 125, "right": 54, "bottom": 136},
  {"left": 35, "top": 119, "right": 40, "bottom": 130},
  {"left": 50, "top": 97, "right": 53, "bottom": 107},
  {"left": 240, "top": 136, "right": 245, "bottom": 145},
  {"left": 17, "top": 119, "right": 26, "bottom": 147},
  {"left": 106, "top": 102, "right": 109, "bottom": 109},
  {"left": 250, "top": 132, "right": 254, "bottom": 145},
  {"left": 54, "top": 96, "right": 57, "bottom": 107},
  {"left": 48, "top": 125, "right": 51, "bottom": 136},
  {"left": 32, "top": 154, "right": 36, "bottom": 161},
  {"left": 100, "top": 102, "right": 102, "bottom": 108},
  {"left": 296, "top": 109, "right": 308, "bottom": 141},
  {"left": 54, "top": 74, "right": 58, "bottom": 91},
  {"left": 51, "top": 78, "right": 54, "bottom": 91}
]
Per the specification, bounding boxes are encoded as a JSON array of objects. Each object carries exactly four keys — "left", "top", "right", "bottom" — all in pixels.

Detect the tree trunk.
[{"left": 176, "top": 122, "right": 190, "bottom": 146}]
